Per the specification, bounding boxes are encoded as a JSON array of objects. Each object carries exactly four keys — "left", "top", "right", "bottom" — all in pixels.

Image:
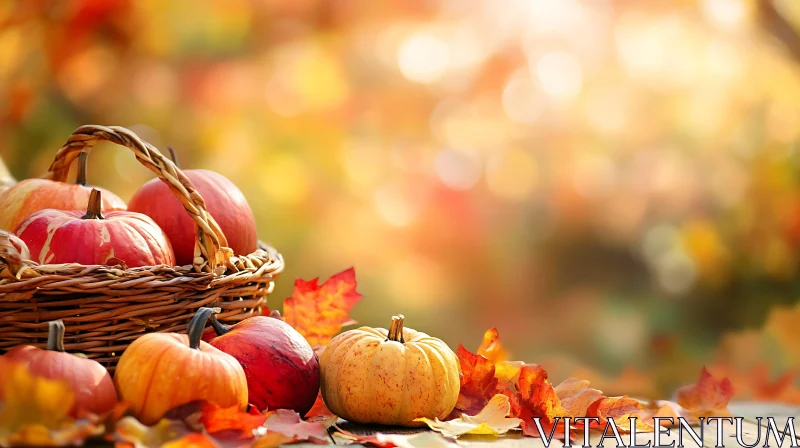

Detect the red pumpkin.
[
  {"left": 14, "top": 189, "right": 174, "bottom": 267},
  {"left": 1, "top": 320, "right": 118, "bottom": 416},
  {"left": 128, "top": 166, "right": 257, "bottom": 266},
  {"left": 202, "top": 313, "right": 320, "bottom": 416},
  {"left": 114, "top": 307, "right": 248, "bottom": 425},
  {"left": 0, "top": 152, "right": 125, "bottom": 232}
]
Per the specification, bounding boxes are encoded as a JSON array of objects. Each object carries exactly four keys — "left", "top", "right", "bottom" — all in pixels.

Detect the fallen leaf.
[
  {"left": 262, "top": 409, "right": 330, "bottom": 444},
  {"left": 495, "top": 361, "right": 524, "bottom": 385},
  {"left": 416, "top": 394, "right": 521, "bottom": 437},
  {"left": 641, "top": 400, "right": 684, "bottom": 427},
  {"left": 334, "top": 428, "right": 454, "bottom": 448},
  {"left": 455, "top": 345, "right": 499, "bottom": 415},
  {"left": 114, "top": 416, "right": 192, "bottom": 448},
  {"left": 675, "top": 366, "right": 734, "bottom": 418},
  {"left": 584, "top": 396, "right": 652, "bottom": 432},
  {"left": 161, "top": 432, "right": 217, "bottom": 448},
  {"left": 283, "top": 267, "right": 363, "bottom": 347},
  {"left": 554, "top": 378, "right": 603, "bottom": 417},
  {"left": 0, "top": 358, "right": 102, "bottom": 447},
  {"left": 198, "top": 402, "right": 266, "bottom": 433},
  {"left": 507, "top": 364, "right": 570, "bottom": 438},
  {"left": 305, "top": 391, "right": 338, "bottom": 428},
  {"left": 251, "top": 430, "right": 294, "bottom": 448},
  {"left": 477, "top": 328, "right": 508, "bottom": 363}
]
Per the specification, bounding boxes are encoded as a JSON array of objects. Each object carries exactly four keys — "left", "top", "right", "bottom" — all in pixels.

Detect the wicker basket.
[{"left": 0, "top": 125, "right": 284, "bottom": 370}]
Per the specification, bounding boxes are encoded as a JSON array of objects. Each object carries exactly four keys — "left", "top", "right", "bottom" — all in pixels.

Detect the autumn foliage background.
[{"left": 1, "top": 0, "right": 800, "bottom": 399}]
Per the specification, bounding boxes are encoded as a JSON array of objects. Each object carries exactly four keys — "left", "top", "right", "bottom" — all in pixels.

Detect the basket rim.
[{"left": 0, "top": 235, "right": 284, "bottom": 286}]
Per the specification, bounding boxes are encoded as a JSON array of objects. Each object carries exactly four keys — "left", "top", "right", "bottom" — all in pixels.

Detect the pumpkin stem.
[
  {"left": 47, "top": 320, "right": 66, "bottom": 352},
  {"left": 81, "top": 189, "right": 104, "bottom": 220},
  {"left": 208, "top": 313, "right": 231, "bottom": 336},
  {"left": 167, "top": 146, "right": 180, "bottom": 167},
  {"left": 76, "top": 151, "right": 89, "bottom": 186},
  {"left": 387, "top": 315, "right": 405, "bottom": 343},
  {"left": 187, "top": 307, "right": 216, "bottom": 349}
]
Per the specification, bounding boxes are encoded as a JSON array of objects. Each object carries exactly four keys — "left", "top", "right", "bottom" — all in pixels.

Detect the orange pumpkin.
[
  {"left": 320, "top": 315, "right": 460, "bottom": 427},
  {"left": 1, "top": 320, "right": 118, "bottom": 416},
  {"left": 0, "top": 152, "right": 125, "bottom": 232},
  {"left": 114, "top": 307, "right": 248, "bottom": 425}
]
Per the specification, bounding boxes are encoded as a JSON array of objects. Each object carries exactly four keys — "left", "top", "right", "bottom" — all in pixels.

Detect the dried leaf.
[
  {"left": 262, "top": 409, "right": 330, "bottom": 444},
  {"left": 554, "top": 378, "right": 603, "bottom": 417},
  {"left": 251, "top": 430, "right": 294, "bottom": 448},
  {"left": 161, "top": 433, "right": 218, "bottom": 448},
  {"left": 416, "top": 394, "right": 521, "bottom": 437},
  {"left": 283, "top": 267, "right": 363, "bottom": 346},
  {"left": 114, "top": 416, "right": 193, "bottom": 448},
  {"left": 197, "top": 401, "right": 266, "bottom": 440},
  {"left": 507, "top": 364, "right": 570, "bottom": 438},
  {"left": 305, "top": 391, "right": 338, "bottom": 428},
  {"left": 675, "top": 366, "right": 734, "bottom": 418},
  {"left": 455, "top": 345, "right": 499, "bottom": 415},
  {"left": 334, "top": 429, "right": 454, "bottom": 448},
  {"left": 584, "top": 396, "right": 652, "bottom": 432},
  {"left": 0, "top": 359, "right": 102, "bottom": 447},
  {"left": 477, "top": 328, "right": 508, "bottom": 363}
]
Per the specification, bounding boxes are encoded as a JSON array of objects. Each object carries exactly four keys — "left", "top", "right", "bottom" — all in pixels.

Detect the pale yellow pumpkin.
[{"left": 320, "top": 315, "right": 460, "bottom": 427}]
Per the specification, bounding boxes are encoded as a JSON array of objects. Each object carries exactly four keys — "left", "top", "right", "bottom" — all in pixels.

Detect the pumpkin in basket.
[
  {"left": 0, "top": 152, "right": 125, "bottom": 232},
  {"left": 128, "top": 148, "right": 257, "bottom": 265},
  {"left": 14, "top": 189, "right": 175, "bottom": 267},
  {"left": 115, "top": 307, "right": 248, "bottom": 425},
  {"left": 0, "top": 320, "right": 118, "bottom": 416},
  {"left": 202, "top": 312, "right": 320, "bottom": 415},
  {"left": 319, "top": 315, "right": 460, "bottom": 427}
]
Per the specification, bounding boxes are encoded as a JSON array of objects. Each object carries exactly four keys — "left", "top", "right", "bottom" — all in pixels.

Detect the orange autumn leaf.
[
  {"left": 676, "top": 366, "right": 734, "bottom": 417},
  {"left": 162, "top": 433, "right": 218, "bottom": 448},
  {"left": 305, "top": 391, "right": 338, "bottom": 428},
  {"left": 262, "top": 409, "right": 330, "bottom": 444},
  {"left": 584, "top": 396, "right": 652, "bottom": 432},
  {"left": 474, "top": 327, "right": 522, "bottom": 385},
  {"left": 197, "top": 401, "right": 266, "bottom": 436},
  {"left": 455, "top": 344, "right": 499, "bottom": 415},
  {"left": 283, "top": 267, "right": 363, "bottom": 347},
  {"left": 507, "top": 364, "right": 570, "bottom": 438},
  {"left": 554, "top": 378, "right": 603, "bottom": 417},
  {"left": 477, "top": 328, "right": 508, "bottom": 363}
]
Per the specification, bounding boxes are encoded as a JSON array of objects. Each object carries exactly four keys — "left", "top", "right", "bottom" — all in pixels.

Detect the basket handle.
[{"left": 42, "top": 125, "right": 232, "bottom": 274}]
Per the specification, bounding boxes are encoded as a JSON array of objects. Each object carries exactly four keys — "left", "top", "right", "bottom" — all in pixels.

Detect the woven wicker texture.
[{"left": 0, "top": 125, "right": 284, "bottom": 369}]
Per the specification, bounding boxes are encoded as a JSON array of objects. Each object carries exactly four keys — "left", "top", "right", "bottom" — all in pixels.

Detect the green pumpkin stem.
[
  {"left": 167, "top": 146, "right": 179, "bottom": 167},
  {"left": 47, "top": 320, "right": 66, "bottom": 352},
  {"left": 81, "top": 189, "right": 104, "bottom": 220},
  {"left": 76, "top": 151, "right": 89, "bottom": 186},
  {"left": 387, "top": 315, "right": 405, "bottom": 343},
  {"left": 187, "top": 307, "right": 216, "bottom": 349},
  {"left": 208, "top": 314, "right": 231, "bottom": 336}
]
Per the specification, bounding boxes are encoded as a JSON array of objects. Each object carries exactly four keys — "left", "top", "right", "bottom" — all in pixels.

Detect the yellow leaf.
[{"left": 416, "top": 394, "right": 521, "bottom": 438}]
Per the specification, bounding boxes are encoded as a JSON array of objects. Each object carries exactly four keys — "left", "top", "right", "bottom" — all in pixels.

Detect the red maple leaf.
[
  {"left": 676, "top": 366, "right": 735, "bottom": 416},
  {"left": 507, "top": 364, "right": 570, "bottom": 438},
  {"left": 283, "top": 267, "right": 363, "bottom": 347},
  {"left": 455, "top": 344, "right": 499, "bottom": 415}
]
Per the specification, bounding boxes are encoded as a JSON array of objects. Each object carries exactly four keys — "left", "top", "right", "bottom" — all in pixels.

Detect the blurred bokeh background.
[{"left": 2, "top": 0, "right": 800, "bottom": 400}]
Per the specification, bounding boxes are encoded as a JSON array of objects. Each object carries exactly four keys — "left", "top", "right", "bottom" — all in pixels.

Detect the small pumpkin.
[
  {"left": 0, "top": 152, "right": 126, "bottom": 232},
  {"left": 14, "top": 188, "right": 175, "bottom": 267},
  {"left": 114, "top": 307, "right": 248, "bottom": 425},
  {"left": 0, "top": 320, "right": 118, "bottom": 416},
  {"left": 320, "top": 314, "right": 460, "bottom": 427}
]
